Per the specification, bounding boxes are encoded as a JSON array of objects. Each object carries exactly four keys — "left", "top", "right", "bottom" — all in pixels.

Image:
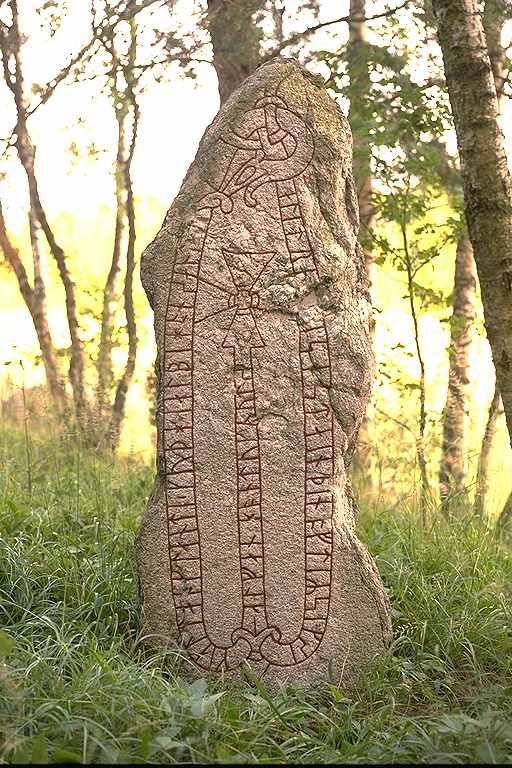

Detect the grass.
[{"left": 1, "top": 424, "right": 512, "bottom": 764}]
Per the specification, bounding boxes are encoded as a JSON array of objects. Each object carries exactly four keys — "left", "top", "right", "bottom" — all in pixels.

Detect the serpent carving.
[{"left": 161, "top": 88, "right": 335, "bottom": 672}]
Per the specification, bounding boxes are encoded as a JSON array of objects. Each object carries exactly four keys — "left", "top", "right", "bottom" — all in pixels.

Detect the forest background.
[{"left": 1, "top": 0, "right": 511, "bottom": 522}]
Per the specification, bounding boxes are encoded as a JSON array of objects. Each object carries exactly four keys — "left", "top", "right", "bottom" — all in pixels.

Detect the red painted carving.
[{"left": 161, "top": 89, "right": 334, "bottom": 672}]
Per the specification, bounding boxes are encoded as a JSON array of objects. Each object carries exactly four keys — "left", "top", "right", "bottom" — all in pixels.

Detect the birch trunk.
[
  {"left": 109, "top": 39, "right": 139, "bottom": 445},
  {"left": 347, "top": 0, "right": 375, "bottom": 478},
  {"left": 439, "top": 0, "right": 505, "bottom": 503},
  {"left": 439, "top": 234, "right": 476, "bottom": 501},
  {"left": 1, "top": 0, "right": 87, "bottom": 422},
  {"left": 474, "top": 383, "right": 501, "bottom": 516},
  {"left": 347, "top": 0, "right": 374, "bottom": 264},
  {"left": 433, "top": 0, "right": 512, "bottom": 447},
  {"left": 96, "top": 116, "right": 127, "bottom": 421},
  {"left": 0, "top": 203, "right": 66, "bottom": 409}
]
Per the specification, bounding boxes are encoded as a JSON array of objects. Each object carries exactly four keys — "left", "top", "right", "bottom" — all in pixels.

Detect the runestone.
[{"left": 137, "top": 58, "right": 392, "bottom": 687}]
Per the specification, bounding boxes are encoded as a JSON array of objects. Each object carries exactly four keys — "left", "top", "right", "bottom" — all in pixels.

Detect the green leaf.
[
  {"left": 140, "top": 725, "right": 153, "bottom": 760},
  {"left": 31, "top": 735, "right": 49, "bottom": 764},
  {"left": 4, "top": 498, "right": 18, "bottom": 514},
  {"left": 153, "top": 735, "right": 181, "bottom": 751},
  {"left": 9, "top": 745, "right": 32, "bottom": 764},
  {"left": 187, "top": 677, "right": 207, "bottom": 697},
  {"left": 475, "top": 741, "right": 501, "bottom": 763},
  {"left": 189, "top": 691, "right": 224, "bottom": 717},
  {"left": 53, "top": 748, "right": 82, "bottom": 764},
  {"left": 0, "top": 631, "right": 14, "bottom": 658}
]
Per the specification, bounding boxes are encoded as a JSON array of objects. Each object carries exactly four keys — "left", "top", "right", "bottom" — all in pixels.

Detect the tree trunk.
[
  {"left": 439, "top": 233, "right": 476, "bottom": 501},
  {"left": 18, "top": 122, "right": 87, "bottom": 424},
  {"left": 347, "top": 0, "right": 374, "bottom": 264},
  {"left": 109, "top": 152, "right": 137, "bottom": 445},
  {"left": 96, "top": 116, "right": 127, "bottom": 420},
  {"left": 438, "top": 0, "right": 505, "bottom": 505},
  {"left": 206, "top": 0, "right": 265, "bottom": 103},
  {"left": 496, "top": 487, "right": 512, "bottom": 532},
  {"left": 474, "top": 382, "right": 501, "bottom": 517},
  {"left": 432, "top": 0, "right": 512, "bottom": 447},
  {"left": 109, "top": 22, "right": 139, "bottom": 446},
  {"left": 402, "top": 212, "right": 433, "bottom": 522},
  {"left": 346, "top": 0, "right": 376, "bottom": 479},
  {"left": 0, "top": 203, "right": 67, "bottom": 409}
]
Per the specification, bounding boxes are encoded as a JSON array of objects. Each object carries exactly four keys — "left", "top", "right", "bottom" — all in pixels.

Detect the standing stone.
[{"left": 138, "top": 58, "right": 391, "bottom": 687}]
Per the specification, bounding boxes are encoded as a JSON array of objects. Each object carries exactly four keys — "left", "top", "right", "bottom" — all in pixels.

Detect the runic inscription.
[
  {"left": 139, "top": 59, "right": 392, "bottom": 687},
  {"left": 159, "top": 88, "right": 335, "bottom": 672}
]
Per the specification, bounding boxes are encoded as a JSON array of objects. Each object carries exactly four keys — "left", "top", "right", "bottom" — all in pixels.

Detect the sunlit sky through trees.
[{"left": 2, "top": 0, "right": 510, "bottom": 227}]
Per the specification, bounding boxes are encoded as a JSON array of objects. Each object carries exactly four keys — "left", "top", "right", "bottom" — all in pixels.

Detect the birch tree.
[
  {"left": 433, "top": 0, "right": 512, "bottom": 447},
  {"left": 439, "top": 0, "right": 509, "bottom": 503},
  {"left": 439, "top": 232, "right": 476, "bottom": 502},
  {"left": 347, "top": 0, "right": 374, "bottom": 263},
  {"left": 1, "top": 0, "right": 87, "bottom": 423},
  {"left": 0, "top": 0, "right": 159, "bottom": 447}
]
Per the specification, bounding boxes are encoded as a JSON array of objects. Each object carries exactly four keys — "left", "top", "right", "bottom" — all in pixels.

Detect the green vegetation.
[{"left": 1, "top": 425, "right": 511, "bottom": 765}]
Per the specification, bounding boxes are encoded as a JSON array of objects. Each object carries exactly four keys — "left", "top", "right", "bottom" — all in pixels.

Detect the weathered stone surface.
[{"left": 137, "top": 57, "right": 391, "bottom": 687}]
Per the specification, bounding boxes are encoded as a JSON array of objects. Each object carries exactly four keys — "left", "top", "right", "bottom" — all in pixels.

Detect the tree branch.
[
  {"left": 264, "top": 0, "right": 412, "bottom": 59},
  {"left": 28, "top": 0, "right": 164, "bottom": 117}
]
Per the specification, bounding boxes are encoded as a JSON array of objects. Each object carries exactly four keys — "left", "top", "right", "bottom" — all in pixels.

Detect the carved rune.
[
  {"left": 221, "top": 250, "right": 275, "bottom": 353},
  {"left": 159, "top": 85, "right": 335, "bottom": 673}
]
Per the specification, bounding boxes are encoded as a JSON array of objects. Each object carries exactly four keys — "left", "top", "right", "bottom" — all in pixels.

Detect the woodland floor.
[{"left": 1, "top": 424, "right": 512, "bottom": 765}]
